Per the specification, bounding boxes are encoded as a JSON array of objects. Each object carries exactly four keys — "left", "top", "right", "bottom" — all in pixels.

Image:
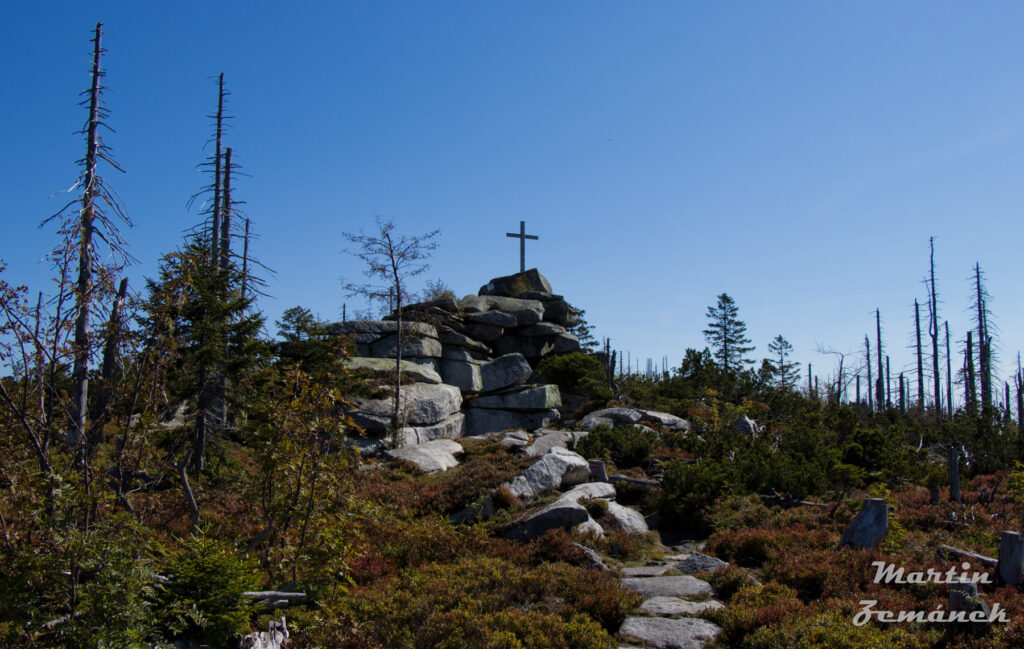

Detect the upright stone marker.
[
  {"left": 838, "top": 498, "right": 888, "bottom": 550},
  {"left": 998, "top": 531, "right": 1024, "bottom": 587}
]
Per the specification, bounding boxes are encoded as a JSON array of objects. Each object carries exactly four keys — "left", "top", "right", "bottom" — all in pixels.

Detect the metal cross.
[{"left": 506, "top": 220, "right": 538, "bottom": 273}]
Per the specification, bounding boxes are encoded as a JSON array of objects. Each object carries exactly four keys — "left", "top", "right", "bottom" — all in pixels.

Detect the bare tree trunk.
[
  {"left": 885, "top": 355, "right": 891, "bottom": 408},
  {"left": 975, "top": 263, "right": 991, "bottom": 412},
  {"left": 966, "top": 331, "right": 977, "bottom": 415},
  {"left": 68, "top": 23, "right": 105, "bottom": 449},
  {"left": 219, "top": 147, "right": 232, "bottom": 270},
  {"left": 945, "top": 321, "right": 953, "bottom": 418},
  {"left": 211, "top": 73, "right": 225, "bottom": 257},
  {"left": 876, "top": 309, "right": 884, "bottom": 408},
  {"left": 86, "top": 277, "right": 128, "bottom": 454},
  {"left": 865, "top": 336, "right": 873, "bottom": 411},
  {"left": 929, "top": 237, "right": 941, "bottom": 421},
  {"left": 915, "top": 299, "right": 924, "bottom": 410},
  {"left": 241, "top": 217, "right": 250, "bottom": 299},
  {"left": 899, "top": 373, "right": 905, "bottom": 413}
]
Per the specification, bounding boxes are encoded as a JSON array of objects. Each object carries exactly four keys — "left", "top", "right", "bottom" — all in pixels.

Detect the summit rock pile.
[{"left": 327, "top": 269, "right": 583, "bottom": 450}]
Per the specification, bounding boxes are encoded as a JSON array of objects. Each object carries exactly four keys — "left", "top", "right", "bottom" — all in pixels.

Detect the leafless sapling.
[{"left": 343, "top": 217, "right": 439, "bottom": 443}]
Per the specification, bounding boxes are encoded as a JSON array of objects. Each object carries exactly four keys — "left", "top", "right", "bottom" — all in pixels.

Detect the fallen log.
[
  {"left": 758, "top": 494, "right": 829, "bottom": 509},
  {"left": 936, "top": 544, "right": 998, "bottom": 569}
]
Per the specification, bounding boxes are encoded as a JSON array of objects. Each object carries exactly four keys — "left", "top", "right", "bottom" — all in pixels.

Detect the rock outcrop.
[{"left": 332, "top": 269, "right": 584, "bottom": 448}]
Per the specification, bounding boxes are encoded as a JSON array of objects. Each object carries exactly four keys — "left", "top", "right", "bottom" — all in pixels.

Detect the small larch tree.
[
  {"left": 342, "top": 217, "right": 439, "bottom": 442},
  {"left": 702, "top": 293, "right": 754, "bottom": 372}
]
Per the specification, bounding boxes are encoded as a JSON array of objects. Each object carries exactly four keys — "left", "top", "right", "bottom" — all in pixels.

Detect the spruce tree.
[{"left": 702, "top": 293, "right": 753, "bottom": 372}]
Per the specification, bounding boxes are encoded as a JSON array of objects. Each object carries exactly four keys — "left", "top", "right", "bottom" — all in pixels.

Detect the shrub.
[
  {"left": 576, "top": 425, "right": 659, "bottom": 469},
  {"left": 536, "top": 352, "right": 612, "bottom": 401},
  {"left": 313, "top": 556, "right": 628, "bottom": 648},
  {"left": 658, "top": 457, "right": 742, "bottom": 535},
  {"left": 155, "top": 537, "right": 259, "bottom": 646},
  {"left": 710, "top": 494, "right": 771, "bottom": 532}
]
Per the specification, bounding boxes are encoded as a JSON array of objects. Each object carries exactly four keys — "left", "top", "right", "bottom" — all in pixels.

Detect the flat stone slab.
[
  {"left": 345, "top": 357, "right": 442, "bottom": 383},
  {"left": 620, "top": 576, "right": 714, "bottom": 600},
  {"left": 639, "top": 597, "right": 724, "bottom": 617},
  {"left": 525, "top": 429, "right": 574, "bottom": 456},
  {"left": 622, "top": 565, "right": 672, "bottom": 577},
  {"left": 675, "top": 553, "right": 728, "bottom": 574},
  {"left": 470, "top": 384, "right": 562, "bottom": 411},
  {"left": 619, "top": 616, "right": 722, "bottom": 649},
  {"left": 385, "top": 439, "right": 463, "bottom": 473}
]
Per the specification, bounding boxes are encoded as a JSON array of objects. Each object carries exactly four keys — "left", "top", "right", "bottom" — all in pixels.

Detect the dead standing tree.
[
  {"left": 343, "top": 218, "right": 439, "bottom": 442},
  {"left": 45, "top": 23, "right": 132, "bottom": 454}
]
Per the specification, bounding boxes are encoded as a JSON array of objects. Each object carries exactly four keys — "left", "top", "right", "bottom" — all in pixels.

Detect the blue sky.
[{"left": 5, "top": 2, "right": 1024, "bottom": 406}]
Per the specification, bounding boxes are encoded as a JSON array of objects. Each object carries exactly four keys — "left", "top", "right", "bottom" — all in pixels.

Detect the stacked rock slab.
[{"left": 330, "top": 269, "right": 583, "bottom": 445}]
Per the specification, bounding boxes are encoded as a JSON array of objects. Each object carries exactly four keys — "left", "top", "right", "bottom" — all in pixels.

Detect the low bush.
[{"left": 576, "top": 425, "right": 660, "bottom": 469}]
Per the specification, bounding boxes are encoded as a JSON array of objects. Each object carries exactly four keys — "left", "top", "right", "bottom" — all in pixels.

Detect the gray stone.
[
  {"left": 998, "top": 531, "right": 1024, "bottom": 587},
  {"left": 345, "top": 357, "right": 442, "bottom": 384},
  {"left": 571, "top": 543, "right": 609, "bottom": 571},
  {"left": 493, "top": 333, "right": 580, "bottom": 359},
  {"left": 517, "top": 322, "right": 568, "bottom": 337},
  {"left": 385, "top": 439, "right": 463, "bottom": 473},
  {"left": 522, "top": 447, "right": 591, "bottom": 494},
  {"left": 348, "top": 409, "right": 392, "bottom": 434},
  {"left": 466, "top": 321, "right": 505, "bottom": 342},
  {"left": 501, "top": 430, "right": 530, "bottom": 451},
  {"left": 397, "top": 412, "right": 465, "bottom": 445},
  {"left": 589, "top": 459, "right": 608, "bottom": 482},
  {"left": 733, "top": 416, "right": 761, "bottom": 436},
  {"left": 578, "top": 408, "right": 644, "bottom": 432},
  {"left": 464, "top": 408, "right": 559, "bottom": 436},
  {"left": 503, "top": 499, "right": 589, "bottom": 541},
  {"left": 542, "top": 299, "right": 574, "bottom": 327},
  {"left": 439, "top": 359, "right": 483, "bottom": 392},
  {"left": 606, "top": 501, "right": 650, "bottom": 535},
  {"left": 479, "top": 269, "right": 553, "bottom": 298},
  {"left": 558, "top": 481, "right": 617, "bottom": 503},
  {"left": 642, "top": 410, "right": 692, "bottom": 432},
  {"left": 438, "top": 328, "right": 492, "bottom": 354},
  {"left": 326, "top": 320, "right": 437, "bottom": 338},
  {"left": 370, "top": 334, "right": 443, "bottom": 359},
  {"left": 525, "top": 430, "right": 575, "bottom": 457},
  {"left": 676, "top": 553, "right": 729, "bottom": 574},
  {"left": 460, "top": 295, "right": 545, "bottom": 326},
  {"left": 620, "top": 575, "right": 714, "bottom": 599},
  {"left": 619, "top": 617, "right": 722, "bottom": 649},
  {"left": 637, "top": 597, "right": 725, "bottom": 617},
  {"left": 353, "top": 383, "right": 462, "bottom": 426},
  {"left": 465, "top": 309, "right": 518, "bottom": 327},
  {"left": 623, "top": 564, "right": 672, "bottom": 577},
  {"left": 450, "top": 494, "right": 496, "bottom": 525},
  {"left": 470, "top": 385, "right": 562, "bottom": 411},
  {"left": 504, "top": 475, "right": 535, "bottom": 499},
  {"left": 480, "top": 354, "right": 533, "bottom": 392},
  {"left": 575, "top": 516, "right": 605, "bottom": 537},
  {"left": 838, "top": 498, "right": 888, "bottom": 550},
  {"left": 441, "top": 346, "right": 489, "bottom": 362}
]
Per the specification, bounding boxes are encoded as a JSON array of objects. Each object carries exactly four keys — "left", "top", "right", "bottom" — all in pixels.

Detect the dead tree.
[
  {"left": 915, "top": 299, "right": 924, "bottom": 410},
  {"left": 927, "top": 237, "right": 941, "bottom": 421},
  {"left": 945, "top": 321, "right": 953, "bottom": 418},
  {"left": 973, "top": 263, "right": 993, "bottom": 412},
  {"left": 343, "top": 218, "right": 439, "bottom": 442},
  {"left": 875, "top": 309, "right": 884, "bottom": 408},
  {"left": 865, "top": 336, "right": 873, "bottom": 411},
  {"left": 965, "top": 331, "right": 977, "bottom": 415},
  {"left": 53, "top": 23, "right": 132, "bottom": 449}
]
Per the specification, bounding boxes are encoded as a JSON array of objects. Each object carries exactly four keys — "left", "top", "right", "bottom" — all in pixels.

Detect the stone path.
[{"left": 615, "top": 550, "right": 727, "bottom": 649}]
